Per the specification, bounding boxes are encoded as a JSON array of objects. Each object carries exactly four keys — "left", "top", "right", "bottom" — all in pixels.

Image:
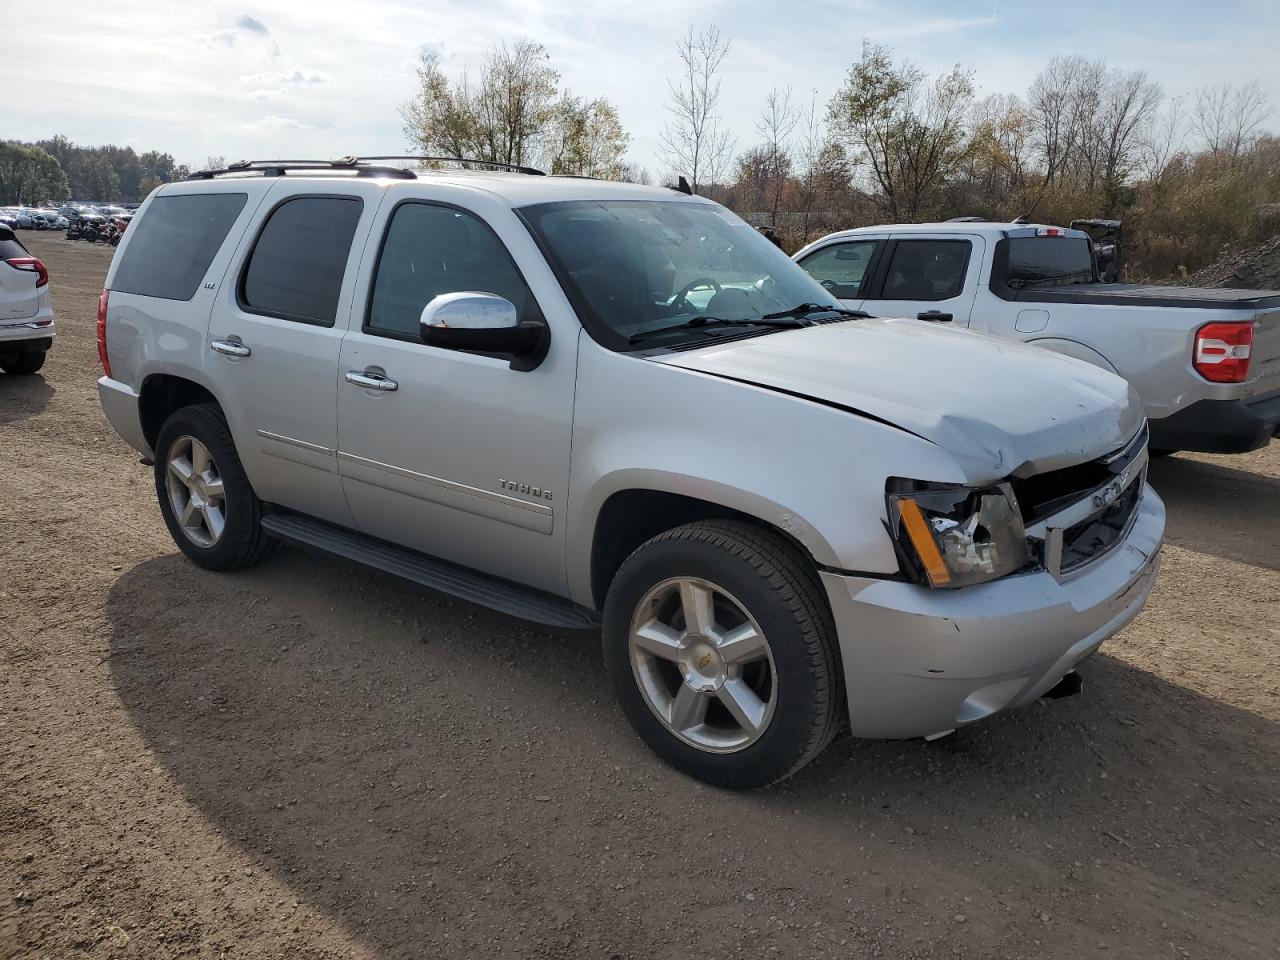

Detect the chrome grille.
[{"left": 1021, "top": 426, "right": 1149, "bottom": 580}]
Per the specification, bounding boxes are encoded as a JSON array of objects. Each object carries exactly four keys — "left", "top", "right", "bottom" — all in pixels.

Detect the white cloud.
[{"left": 242, "top": 69, "right": 332, "bottom": 86}]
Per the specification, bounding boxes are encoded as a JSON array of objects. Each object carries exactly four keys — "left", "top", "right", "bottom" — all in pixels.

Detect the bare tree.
[
  {"left": 1139, "top": 95, "right": 1186, "bottom": 181},
  {"left": 616, "top": 162, "right": 652, "bottom": 185},
  {"left": 1194, "top": 80, "right": 1271, "bottom": 159},
  {"left": 756, "top": 86, "right": 798, "bottom": 225},
  {"left": 400, "top": 40, "right": 629, "bottom": 175},
  {"left": 659, "top": 25, "right": 735, "bottom": 192},
  {"left": 827, "top": 41, "right": 975, "bottom": 220},
  {"left": 541, "top": 96, "right": 630, "bottom": 178},
  {"left": 1027, "top": 55, "right": 1108, "bottom": 186},
  {"left": 1096, "top": 69, "right": 1162, "bottom": 196},
  {"left": 794, "top": 90, "right": 826, "bottom": 242},
  {"left": 401, "top": 41, "right": 559, "bottom": 167}
]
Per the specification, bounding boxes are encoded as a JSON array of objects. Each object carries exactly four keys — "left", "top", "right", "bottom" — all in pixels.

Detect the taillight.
[
  {"left": 5, "top": 257, "right": 48, "bottom": 287},
  {"left": 1194, "top": 321, "right": 1254, "bottom": 383},
  {"left": 97, "top": 288, "right": 111, "bottom": 377}
]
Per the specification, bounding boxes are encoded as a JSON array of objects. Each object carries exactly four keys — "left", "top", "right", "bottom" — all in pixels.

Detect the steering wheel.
[{"left": 672, "top": 277, "right": 722, "bottom": 312}]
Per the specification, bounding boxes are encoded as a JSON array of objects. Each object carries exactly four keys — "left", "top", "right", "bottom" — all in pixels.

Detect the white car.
[
  {"left": 95, "top": 158, "right": 1164, "bottom": 787},
  {"left": 0, "top": 225, "right": 54, "bottom": 374}
]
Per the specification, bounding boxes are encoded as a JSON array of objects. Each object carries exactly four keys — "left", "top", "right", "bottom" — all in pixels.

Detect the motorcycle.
[
  {"left": 105, "top": 217, "right": 130, "bottom": 247},
  {"left": 79, "top": 216, "right": 106, "bottom": 243}
]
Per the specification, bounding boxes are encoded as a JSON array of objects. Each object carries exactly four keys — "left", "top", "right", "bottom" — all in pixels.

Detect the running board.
[{"left": 260, "top": 512, "right": 599, "bottom": 630}]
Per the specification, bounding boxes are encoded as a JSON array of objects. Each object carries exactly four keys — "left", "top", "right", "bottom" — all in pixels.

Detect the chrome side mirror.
[
  {"left": 419, "top": 292, "right": 548, "bottom": 369},
  {"left": 420, "top": 291, "right": 519, "bottom": 333}
]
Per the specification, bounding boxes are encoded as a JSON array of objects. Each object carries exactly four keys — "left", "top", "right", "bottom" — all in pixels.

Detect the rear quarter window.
[
  {"left": 0, "top": 229, "right": 28, "bottom": 259},
  {"left": 112, "top": 193, "right": 248, "bottom": 301}
]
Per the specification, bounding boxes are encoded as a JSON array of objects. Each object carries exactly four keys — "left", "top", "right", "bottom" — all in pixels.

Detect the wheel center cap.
[{"left": 677, "top": 635, "right": 726, "bottom": 693}]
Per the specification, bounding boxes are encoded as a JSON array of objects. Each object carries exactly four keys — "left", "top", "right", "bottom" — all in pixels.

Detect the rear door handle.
[
  {"left": 345, "top": 370, "right": 398, "bottom": 392},
  {"left": 917, "top": 310, "right": 953, "bottom": 322},
  {"left": 210, "top": 338, "right": 251, "bottom": 357}
]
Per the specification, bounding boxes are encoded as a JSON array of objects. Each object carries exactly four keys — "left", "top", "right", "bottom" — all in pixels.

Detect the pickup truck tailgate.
[{"left": 1250, "top": 307, "right": 1280, "bottom": 398}]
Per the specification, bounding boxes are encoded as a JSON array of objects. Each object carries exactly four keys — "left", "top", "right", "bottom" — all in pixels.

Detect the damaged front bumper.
[{"left": 821, "top": 483, "right": 1165, "bottom": 740}]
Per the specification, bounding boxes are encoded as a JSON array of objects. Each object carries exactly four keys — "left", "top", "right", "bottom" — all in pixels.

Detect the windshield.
[
  {"left": 520, "top": 199, "right": 840, "bottom": 350},
  {"left": 1006, "top": 237, "right": 1096, "bottom": 288}
]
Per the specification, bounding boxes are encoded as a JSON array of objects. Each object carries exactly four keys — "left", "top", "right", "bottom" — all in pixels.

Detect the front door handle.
[
  {"left": 345, "top": 370, "right": 398, "bottom": 392},
  {"left": 210, "top": 338, "right": 251, "bottom": 357},
  {"left": 917, "top": 310, "right": 953, "bottom": 322}
]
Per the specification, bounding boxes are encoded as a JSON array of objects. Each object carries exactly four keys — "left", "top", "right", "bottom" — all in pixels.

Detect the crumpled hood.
[{"left": 655, "top": 318, "right": 1144, "bottom": 482}]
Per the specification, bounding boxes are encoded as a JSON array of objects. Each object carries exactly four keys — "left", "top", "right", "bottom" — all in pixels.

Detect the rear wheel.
[
  {"left": 602, "top": 520, "right": 843, "bottom": 788},
  {"left": 154, "top": 403, "right": 273, "bottom": 571},
  {"left": 0, "top": 351, "right": 45, "bottom": 375}
]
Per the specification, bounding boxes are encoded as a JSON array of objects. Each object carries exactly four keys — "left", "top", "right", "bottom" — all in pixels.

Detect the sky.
[{"left": 3, "top": 0, "right": 1278, "bottom": 175}]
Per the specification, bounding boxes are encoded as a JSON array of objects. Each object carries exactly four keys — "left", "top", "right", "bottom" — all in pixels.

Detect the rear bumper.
[
  {"left": 1148, "top": 390, "right": 1280, "bottom": 453},
  {"left": 0, "top": 321, "right": 54, "bottom": 351},
  {"left": 97, "top": 376, "right": 151, "bottom": 456},
  {"left": 822, "top": 484, "right": 1164, "bottom": 740}
]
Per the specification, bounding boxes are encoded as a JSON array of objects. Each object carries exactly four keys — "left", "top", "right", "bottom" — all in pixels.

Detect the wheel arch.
[
  {"left": 1025, "top": 337, "right": 1120, "bottom": 375},
  {"left": 580, "top": 476, "right": 840, "bottom": 612},
  {"left": 138, "top": 373, "right": 223, "bottom": 451}
]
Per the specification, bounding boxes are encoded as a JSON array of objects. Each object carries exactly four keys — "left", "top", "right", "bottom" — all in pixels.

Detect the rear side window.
[
  {"left": 1006, "top": 237, "right": 1094, "bottom": 288},
  {"left": 240, "top": 196, "right": 363, "bottom": 326},
  {"left": 876, "top": 239, "right": 970, "bottom": 301},
  {"left": 112, "top": 193, "right": 247, "bottom": 301},
  {"left": 797, "top": 240, "right": 876, "bottom": 299},
  {"left": 0, "top": 229, "right": 27, "bottom": 259}
]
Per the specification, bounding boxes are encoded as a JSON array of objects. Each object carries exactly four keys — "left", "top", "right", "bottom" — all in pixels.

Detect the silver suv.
[{"left": 97, "top": 158, "right": 1164, "bottom": 787}]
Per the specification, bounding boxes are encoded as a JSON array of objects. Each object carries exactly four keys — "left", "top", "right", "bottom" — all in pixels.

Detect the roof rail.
[
  {"left": 355, "top": 156, "right": 546, "bottom": 176},
  {"left": 186, "top": 158, "right": 416, "bottom": 181}
]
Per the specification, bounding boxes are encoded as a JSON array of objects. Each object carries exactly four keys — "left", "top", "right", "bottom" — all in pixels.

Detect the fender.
[{"left": 567, "top": 468, "right": 847, "bottom": 605}]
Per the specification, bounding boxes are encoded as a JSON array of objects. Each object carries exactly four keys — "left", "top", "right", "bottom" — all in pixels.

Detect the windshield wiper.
[
  {"left": 762, "top": 302, "right": 872, "bottom": 320},
  {"left": 628, "top": 315, "right": 808, "bottom": 345}
]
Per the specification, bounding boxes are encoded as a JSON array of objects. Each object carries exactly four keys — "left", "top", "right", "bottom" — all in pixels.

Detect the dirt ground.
[{"left": 2, "top": 232, "right": 1278, "bottom": 960}]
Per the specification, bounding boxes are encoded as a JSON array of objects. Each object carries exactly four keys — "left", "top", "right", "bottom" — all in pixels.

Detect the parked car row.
[{"left": 1, "top": 207, "right": 69, "bottom": 231}]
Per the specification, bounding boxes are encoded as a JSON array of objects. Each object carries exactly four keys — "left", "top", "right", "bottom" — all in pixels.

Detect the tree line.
[
  {"left": 6, "top": 32, "right": 1272, "bottom": 281},
  {"left": 402, "top": 31, "right": 1276, "bottom": 279},
  {"left": 0, "top": 136, "right": 191, "bottom": 205}
]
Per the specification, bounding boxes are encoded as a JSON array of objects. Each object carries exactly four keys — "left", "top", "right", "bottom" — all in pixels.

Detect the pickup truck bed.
[{"left": 1006, "top": 284, "right": 1280, "bottom": 310}]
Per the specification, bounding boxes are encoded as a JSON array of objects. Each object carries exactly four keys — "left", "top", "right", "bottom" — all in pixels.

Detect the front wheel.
[
  {"left": 602, "top": 520, "right": 843, "bottom": 788},
  {"left": 154, "top": 403, "right": 274, "bottom": 571},
  {"left": 0, "top": 351, "right": 45, "bottom": 375}
]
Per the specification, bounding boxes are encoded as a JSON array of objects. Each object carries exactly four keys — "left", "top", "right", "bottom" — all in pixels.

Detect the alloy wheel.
[
  {"left": 165, "top": 435, "right": 227, "bottom": 548},
  {"left": 628, "top": 576, "right": 778, "bottom": 753}
]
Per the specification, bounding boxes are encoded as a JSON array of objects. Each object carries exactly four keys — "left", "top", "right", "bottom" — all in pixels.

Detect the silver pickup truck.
[{"left": 796, "top": 222, "right": 1280, "bottom": 454}]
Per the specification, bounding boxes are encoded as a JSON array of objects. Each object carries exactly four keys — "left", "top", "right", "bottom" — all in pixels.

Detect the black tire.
[
  {"left": 153, "top": 403, "right": 274, "bottom": 571},
  {"left": 0, "top": 351, "right": 45, "bottom": 375},
  {"left": 601, "top": 520, "right": 843, "bottom": 789}
]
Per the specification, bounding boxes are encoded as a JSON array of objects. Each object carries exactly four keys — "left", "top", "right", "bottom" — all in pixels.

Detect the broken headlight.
[{"left": 887, "top": 481, "right": 1030, "bottom": 588}]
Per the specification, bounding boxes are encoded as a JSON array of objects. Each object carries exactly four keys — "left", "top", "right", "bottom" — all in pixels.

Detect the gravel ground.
[{"left": 2, "top": 233, "right": 1278, "bottom": 960}]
